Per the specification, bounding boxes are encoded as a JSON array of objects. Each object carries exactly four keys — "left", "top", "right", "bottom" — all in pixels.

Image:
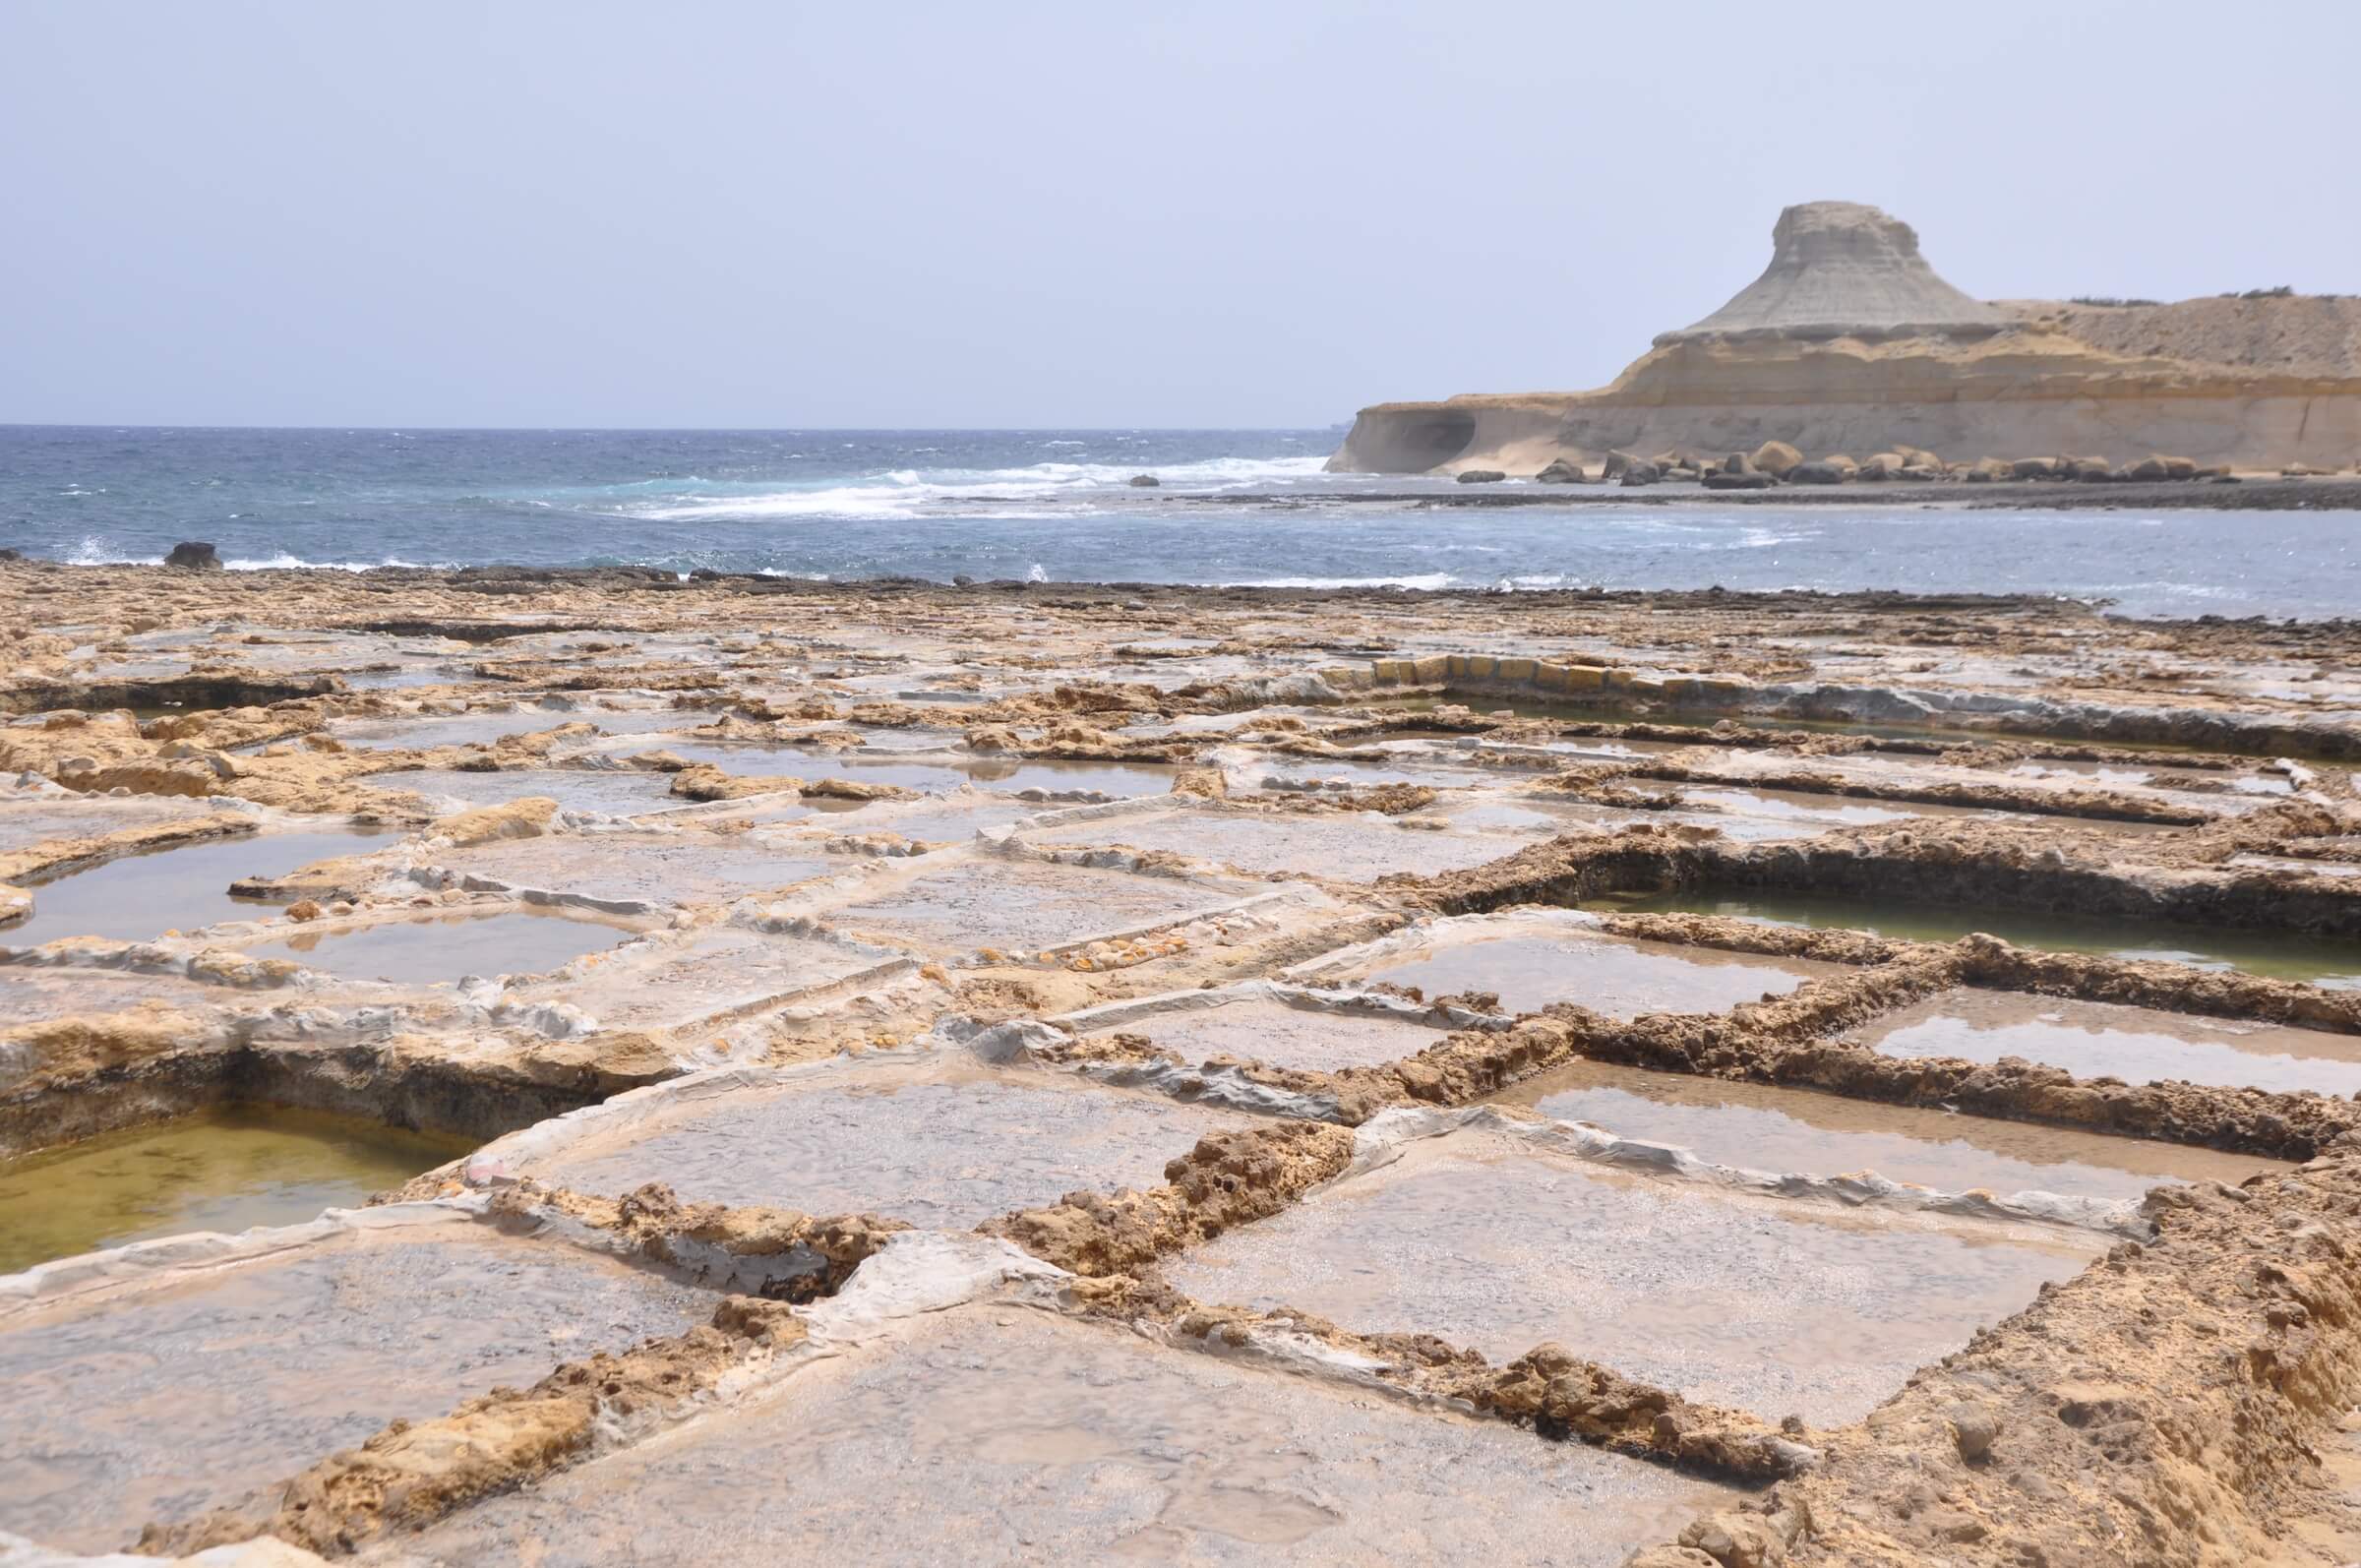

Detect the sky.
[{"left": 4, "top": 0, "right": 2356, "bottom": 429}]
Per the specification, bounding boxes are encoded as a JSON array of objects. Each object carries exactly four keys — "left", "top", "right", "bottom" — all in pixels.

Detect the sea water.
[{"left": 6, "top": 426, "right": 2356, "bottom": 618}]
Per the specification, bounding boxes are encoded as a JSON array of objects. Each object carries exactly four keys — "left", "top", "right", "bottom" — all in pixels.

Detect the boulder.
[
  {"left": 1965, "top": 456, "right": 2013, "bottom": 483},
  {"left": 1859, "top": 452, "right": 1907, "bottom": 480},
  {"left": 164, "top": 541, "right": 221, "bottom": 571},
  {"left": 1456, "top": 469, "right": 1508, "bottom": 484},
  {"left": 1787, "top": 460, "right": 1850, "bottom": 485},
  {"left": 1721, "top": 452, "right": 1759, "bottom": 476},
  {"left": 1125, "top": 473, "right": 1160, "bottom": 487},
  {"left": 1897, "top": 464, "right": 1943, "bottom": 481},
  {"left": 2070, "top": 459, "right": 2117, "bottom": 482},
  {"left": 1818, "top": 454, "right": 1858, "bottom": 476},
  {"left": 1896, "top": 445, "right": 1945, "bottom": 473},
  {"left": 1618, "top": 460, "right": 1663, "bottom": 487},
  {"left": 1603, "top": 450, "right": 1638, "bottom": 480},
  {"left": 1534, "top": 458, "right": 1589, "bottom": 484},
  {"left": 2125, "top": 455, "right": 2172, "bottom": 482},
  {"left": 1701, "top": 468, "right": 1776, "bottom": 490},
  {"left": 2010, "top": 456, "right": 2061, "bottom": 480},
  {"left": 1750, "top": 440, "right": 1803, "bottom": 478},
  {"left": 2159, "top": 454, "right": 2198, "bottom": 479}
]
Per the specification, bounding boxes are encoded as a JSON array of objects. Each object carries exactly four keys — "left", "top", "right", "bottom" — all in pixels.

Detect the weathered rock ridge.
[{"left": 1330, "top": 201, "right": 2361, "bottom": 475}]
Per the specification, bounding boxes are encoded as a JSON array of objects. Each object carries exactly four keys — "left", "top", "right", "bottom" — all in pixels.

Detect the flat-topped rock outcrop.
[
  {"left": 1330, "top": 201, "right": 2361, "bottom": 476},
  {"left": 1661, "top": 200, "right": 2008, "bottom": 344}
]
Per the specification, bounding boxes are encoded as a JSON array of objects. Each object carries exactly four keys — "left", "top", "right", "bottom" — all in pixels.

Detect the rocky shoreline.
[{"left": 10, "top": 566, "right": 2361, "bottom": 1564}]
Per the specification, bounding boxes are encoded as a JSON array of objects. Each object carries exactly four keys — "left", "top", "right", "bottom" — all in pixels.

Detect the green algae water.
[
  {"left": 0, "top": 1107, "right": 473, "bottom": 1274},
  {"left": 1591, "top": 889, "right": 2361, "bottom": 987}
]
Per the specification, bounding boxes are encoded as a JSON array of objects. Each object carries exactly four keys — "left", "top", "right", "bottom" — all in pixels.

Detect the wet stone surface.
[
  {"left": 367, "top": 1302, "right": 1735, "bottom": 1567},
  {"left": 1855, "top": 987, "right": 2361, "bottom": 1097},
  {"left": 826, "top": 860, "right": 1244, "bottom": 955},
  {"left": 1347, "top": 921, "right": 1846, "bottom": 1018},
  {"left": 1595, "top": 888, "right": 2361, "bottom": 987},
  {"left": 243, "top": 908, "right": 640, "bottom": 984},
  {"left": 1165, "top": 1131, "right": 2101, "bottom": 1427},
  {"left": 517, "top": 1057, "right": 1256, "bottom": 1229},
  {"left": 0, "top": 1222, "right": 709, "bottom": 1552},
  {"left": 1027, "top": 806, "right": 1533, "bottom": 880},
  {"left": 426, "top": 832, "right": 835, "bottom": 908},
  {"left": 1088, "top": 995, "right": 1452, "bottom": 1072},
  {"left": 507, "top": 927, "right": 893, "bottom": 1032},
  {"left": 7, "top": 827, "right": 388, "bottom": 946},
  {"left": 367, "top": 767, "right": 686, "bottom": 816},
  {"left": 1488, "top": 1057, "right": 2284, "bottom": 1203}
]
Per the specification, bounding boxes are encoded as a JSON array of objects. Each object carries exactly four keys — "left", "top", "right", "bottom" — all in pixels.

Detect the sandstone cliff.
[{"left": 1329, "top": 202, "right": 2361, "bottom": 476}]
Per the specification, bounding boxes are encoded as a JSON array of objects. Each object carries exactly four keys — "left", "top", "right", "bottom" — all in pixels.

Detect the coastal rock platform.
[{"left": 8, "top": 562, "right": 2361, "bottom": 1564}]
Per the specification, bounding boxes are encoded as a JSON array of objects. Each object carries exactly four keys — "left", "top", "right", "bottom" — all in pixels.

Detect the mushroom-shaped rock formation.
[{"left": 1659, "top": 201, "right": 2008, "bottom": 345}]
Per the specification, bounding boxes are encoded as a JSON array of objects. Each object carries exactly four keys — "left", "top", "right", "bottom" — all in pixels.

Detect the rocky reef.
[{"left": 1330, "top": 200, "right": 2361, "bottom": 478}]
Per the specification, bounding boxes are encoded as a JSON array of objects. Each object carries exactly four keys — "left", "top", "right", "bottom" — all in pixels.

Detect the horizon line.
[{"left": 0, "top": 421, "right": 1349, "bottom": 436}]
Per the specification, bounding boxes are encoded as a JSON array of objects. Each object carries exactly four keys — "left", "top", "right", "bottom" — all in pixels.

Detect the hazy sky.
[{"left": 5, "top": 1, "right": 2355, "bottom": 429}]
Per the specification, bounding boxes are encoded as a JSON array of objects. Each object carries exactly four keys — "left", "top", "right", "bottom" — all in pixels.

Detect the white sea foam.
[
  {"left": 624, "top": 454, "right": 1331, "bottom": 522},
  {"left": 1232, "top": 572, "right": 1456, "bottom": 591}
]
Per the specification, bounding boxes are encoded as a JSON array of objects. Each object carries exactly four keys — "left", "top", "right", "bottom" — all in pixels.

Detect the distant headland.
[{"left": 1328, "top": 201, "right": 2361, "bottom": 483}]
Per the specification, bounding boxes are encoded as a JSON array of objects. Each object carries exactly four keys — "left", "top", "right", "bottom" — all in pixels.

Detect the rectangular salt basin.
[
  {"left": 0, "top": 1107, "right": 472, "bottom": 1274},
  {"left": 369, "top": 767, "right": 685, "bottom": 815},
  {"left": 1164, "top": 1130, "right": 2100, "bottom": 1427},
  {"left": 1488, "top": 1058, "right": 2283, "bottom": 1205},
  {"left": 1854, "top": 988, "right": 2361, "bottom": 1097},
  {"left": 0, "top": 1220, "right": 710, "bottom": 1552},
  {"left": 246, "top": 908, "right": 640, "bottom": 984},
  {"left": 1678, "top": 785, "right": 2024, "bottom": 842},
  {"left": 371, "top": 1303, "right": 1734, "bottom": 1567},
  {"left": 7, "top": 828, "right": 387, "bottom": 946},
  {"left": 1086, "top": 995, "right": 1451, "bottom": 1072},
  {"left": 645, "top": 743, "right": 969, "bottom": 793},
  {"left": 516, "top": 1056, "right": 1255, "bottom": 1228},
  {"left": 1028, "top": 807, "right": 1532, "bottom": 880},
  {"left": 427, "top": 832, "right": 835, "bottom": 908},
  {"left": 1594, "top": 889, "right": 2361, "bottom": 988},
  {"left": 828, "top": 860, "right": 1240, "bottom": 955},
  {"left": 1353, "top": 924, "right": 1846, "bottom": 1017},
  {"left": 953, "top": 757, "right": 1179, "bottom": 797},
  {"left": 508, "top": 928, "right": 891, "bottom": 1032}
]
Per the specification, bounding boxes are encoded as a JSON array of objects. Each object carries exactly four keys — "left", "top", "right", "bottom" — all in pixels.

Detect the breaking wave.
[{"left": 621, "top": 454, "right": 1332, "bottom": 522}]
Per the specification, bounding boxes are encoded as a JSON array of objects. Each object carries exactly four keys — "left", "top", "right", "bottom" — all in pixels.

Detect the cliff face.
[{"left": 1329, "top": 204, "right": 2361, "bottom": 475}]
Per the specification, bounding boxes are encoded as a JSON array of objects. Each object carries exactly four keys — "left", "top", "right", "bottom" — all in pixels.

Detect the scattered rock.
[
  {"left": 1456, "top": 469, "right": 1508, "bottom": 484},
  {"left": 1750, "top": 440, "right": 1803, "bottom": 478},
  {"left": 1950, "top": 1403, "right": 2003, "bottom": 1463},
  {"left": 1787, "top": 460, "right": 1850, "bottom": 485},
  {"left": 1618, "top": 460, "right": 1663, "bottom": 487},
  {"left": 1702, "top": 462, "right": 1776, "bottom": 490},
  {"left": 2011, "top": 456, "right": 2062, "bottom": 480},
  {"left": 285, "top": 899, "right": 325, "bottom": 923},
  {"left": 1125, "top": 474, "right": 1160, "bottom": 487},
  {"left": 164, "top": 542, "right": 222, "bottom": 571},
  {"left": 1534, "top": 458, "right": 1589, "bottom": 484},
  {"left": 1603, "top": 450, "right": 1638, "bottom": 480},
  {"left": 2070, "top": 459, "right": 2117, "bottom": 482}
]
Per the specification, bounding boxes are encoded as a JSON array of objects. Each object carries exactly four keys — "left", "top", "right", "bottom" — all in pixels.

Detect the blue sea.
[{"left": 2, "top": 425, "right": 2354, "bottom": 620}]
